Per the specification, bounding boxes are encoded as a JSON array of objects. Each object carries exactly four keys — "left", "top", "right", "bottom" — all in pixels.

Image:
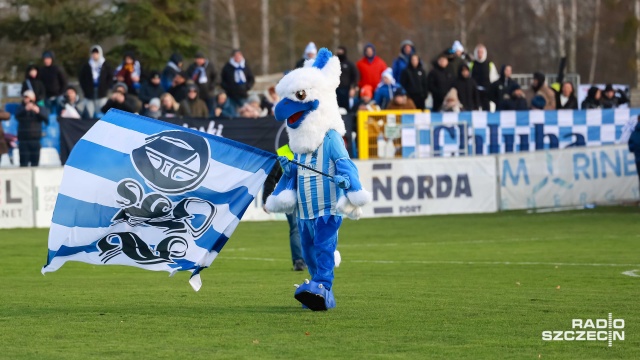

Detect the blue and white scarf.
[{"left": 229, "top": 58, "right": 247, "bottom": 84}]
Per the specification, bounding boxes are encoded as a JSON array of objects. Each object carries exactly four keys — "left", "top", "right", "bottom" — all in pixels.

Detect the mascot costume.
[{"left": 265, "top": 48, "right": 372, "bottom": 311}]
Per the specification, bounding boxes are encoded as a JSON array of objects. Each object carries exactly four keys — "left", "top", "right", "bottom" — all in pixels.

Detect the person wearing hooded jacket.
[
  {"left": 446, "top": 40, "right": 468, "bottom": 78},
  {"left": 178, "top": 84, "right": 209, "bottom": 119},
  {"left": 527, "top": 72, "right": 556, "bottom": 110},
  {"left": 295, "top": 42, "right": 317, "bottom": 69},
  {"left": 392, "top": 39, "right": 415, "bottom": 82},
  {"left": 600, "top": 84, "right": 629, "bottom": 109},
  {"left": 138, "top": 71, "right": 165, "bottom": 105},
  {"left": 581, "top": 86, "right": 602, "bottom": 109},
  {"left": 454, "top": 64, "right": 480, "bottom": 111},
  {"left": 79, "top": 45, "right": 113, "bottom": 118},
  {"left": 373, "top": 68, "right": 401, "bottom": 110},
  {"left": 21, "top": 65, "right": 46, "bottom": 104},
  {"left": 400, "top": 54, "right": 429, "bottom": 110},
  {"left": 469, "top": 44, "right": 499, "bottom": 111},
  {"left": 161, "top": 53, "right": 183, "bottom": 91},
  {"left": 490, "top": 64, "right": 517, "bottom": 110},
  {"left": 356, "top": 43, "right": 388, "bottom": 91},
  {"left": 38, "top": 51, "right": 67, "bottom": 105},
  {"left": 501, "top": 83, "right": 529, "bottom": 111},
  {"left": 427, "top": 53, "right": 454, "bottom": 112},
  {"left": 335, "top": 46, "right": 357, "bottom": 110},
  {"left": 16, "top": 90, "right": 49, "bottom": 167}
]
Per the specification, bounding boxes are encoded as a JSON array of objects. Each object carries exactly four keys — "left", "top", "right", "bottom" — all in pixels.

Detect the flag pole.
[{"left": 288, "top": 160, "right": 334, "bottom": 180}]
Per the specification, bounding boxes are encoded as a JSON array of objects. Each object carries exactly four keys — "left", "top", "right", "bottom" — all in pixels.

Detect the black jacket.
[
  {"left": 426, "top": 61, "right": 453, "bottom": 112},
  {"left": 168, "top": 83, "right": 189, "bottom": 103},
  {"left": 138, "top": 81, "right": 165, "bottom": 105},
  {"left": 186, "top": 61, "right": 217, "bottom": 98},
  {"left": 555, "top": 92, "right": 578, "bottom": 110},
  {"left": 601, "top": 91, "right": 629, "bottom": 109},
  {"left": 220, "top": 61, "right": 255, "bottom": 101},
  {"left": 454, "top": 70, "right": 480, "bottom": 111},
  {"left": 400, "top": 64, "right": 429, "bottom": 100},
  {"left": 470, "top": 60, "right": 492, "bottom": 90},
  {"left": 38, "top": 64, "right": 67, "bottom": 98},
  {"left": 79, "top": 61, "right": 114, "bottom": 99},
  {"left": 338, "top": 55, "right": 357, "bottom": 89},
  {"left": 101, "top": 95, "right": 139, "bottom": 114},
  {"left": 21, "top": 78, "right": 47, "bottom": 103},
  {"left": 490, "top": 67, "right": 517, "bottom": 110},
  {"left": 15, "top": 103, "right": 49, "bottom": 140},
  {"left": 501, "top": 96, "right": 529, "bottom": 111}
]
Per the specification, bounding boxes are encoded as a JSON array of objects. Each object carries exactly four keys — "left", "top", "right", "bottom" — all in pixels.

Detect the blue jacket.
[
  {"left": 628, "top": 123, "right": 640, "bottom": 159},
  {"left": 374, "top": 83, "right": 400, "bottom": 110}
]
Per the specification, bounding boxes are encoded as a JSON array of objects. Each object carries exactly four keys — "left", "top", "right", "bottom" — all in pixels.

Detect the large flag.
[{"left": 42, "top": 110, "right": 276, "bottom": 291}]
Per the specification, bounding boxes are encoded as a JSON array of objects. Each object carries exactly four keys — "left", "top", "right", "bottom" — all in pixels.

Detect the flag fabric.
[{"left": 42, "top": 109, "right": 276, "bottom": 291}]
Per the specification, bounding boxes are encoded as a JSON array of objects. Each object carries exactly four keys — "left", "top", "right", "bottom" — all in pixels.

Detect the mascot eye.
[{"left": 295, "top": 90, "right": 307, "bottom": 101}]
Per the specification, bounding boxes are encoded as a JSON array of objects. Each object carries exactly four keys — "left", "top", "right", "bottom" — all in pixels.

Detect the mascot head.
[{"left": 274, "top": 48, "right": 345, "bottom": 154}]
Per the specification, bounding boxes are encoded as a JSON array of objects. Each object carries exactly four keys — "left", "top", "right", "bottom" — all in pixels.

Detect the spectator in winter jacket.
[
  {"left": 0, "top": 109, "right": 10, "bottom": 157},
  {"left": 356, "top": 43, "right": 388, "bottom": 91},
  {"left": 214, "top": 92, "right": 237, "bottom": 118},
  {"left": 21, "top": 65, "right": 46, "bottom": 104},
  {"left": 168, "top": 72, "right": 189, "bottom": 103},
  {"left": 446, "top": 40, "right": 468, "bottom": 78},
  {"left": 581, "top": 86, "right": 602, "bottom": 109},
  {"left": 161, "top": 53, "right": 183, "bottom": 91},
  {"left": 601, "top": 84, "right": 629, "bottom": 109},
  {"left": 374, "top": 68, "right": 400, "bottom": 110},
  {"left": 555, "top": 81, "right": 578, "bottom": 110},
  {"left": 627, "top": 116, "right": 640, "bottom": 192},
  {"left": 220, "top": 49, "right": 255, "bottom": 109},
  {"left": 114, "top": 51, "right": 142, "bottom": 95},
  {"left": 528, "top": 72, "right": 556, "bottom": 110},
  {"left": 346, "top": 87, "right": 359, "bottom": 113},
  {"left": 295, "top": 42, "right": 317, "bottom": 69},
  {"left": 336, "top": 46, "right": 358, "bottom": 110},
  {"left": 38, "top": 51, "right": 67, "bottom": 106},
  {"left": 160, "top": 93, "right": 179, "bottom": 118},
  {"left": 78, "top": 45, "right": 113, "bottom": 118},
  {"left": 178, "top": 84, "right": 209, "bottom": 118},
  {"left": 387, "top": 87, "right": 416, "bottom": 110},
  {"left": 57, "top": 86, "right": 88, "bottom": 119},
  {"left": 186, "top": 52, "right": 217, "bottom": 106},
  {"left": 16, "top": 90, "right": 49, "bottom": 167},
  {"left": 101, "top": 82, "right": 140, "bottom": 114},
  {"left": 490, "top": 64, "right": 517, "bottom": 110},
  {"left": 400, "top": 54, "right": 429, "bottom": 110},
  {"left": 441, "top": 88, "right": 463, "bottom": 113},
  {"left": 138, "top": 71, "right": 164, "bottom": 105},
  {"left": 427, "top": 53, "right": 454, "bottom": 112},
  {"left": 501, "top": 83, "right": 528, "bottom": 111},
  {"left": 143, "top": 98, "right": 162, "bottom": 119},
  {"left": 454, "top": 64, "right": 480, "bottom": 111},
  {"left": 392, "top": 39, "right": 415, "bottom": 82},
  {"left": 469, "top": 44, "right": 499, "bottom": 110},
  {"left": 358, "top": 85, "right": 380, "bottom": 111}
]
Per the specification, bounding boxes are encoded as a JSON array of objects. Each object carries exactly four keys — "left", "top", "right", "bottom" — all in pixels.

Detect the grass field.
[{"left": 1, "top": 207, "right": 639, "bottom": 359}]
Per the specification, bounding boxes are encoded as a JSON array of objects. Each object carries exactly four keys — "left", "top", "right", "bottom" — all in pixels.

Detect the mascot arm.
[{"left": 264, "top": 166, "right": 298, "bottom": 214}]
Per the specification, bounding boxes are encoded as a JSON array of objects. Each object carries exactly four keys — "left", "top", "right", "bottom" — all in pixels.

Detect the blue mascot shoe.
[{"left": 294, "top": 279, "right": 336, "bottom": 311}]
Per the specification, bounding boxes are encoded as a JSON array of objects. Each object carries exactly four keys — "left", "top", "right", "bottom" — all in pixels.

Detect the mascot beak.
[{"left": 274, "top": 98, "right": 319, "bottom": 129}]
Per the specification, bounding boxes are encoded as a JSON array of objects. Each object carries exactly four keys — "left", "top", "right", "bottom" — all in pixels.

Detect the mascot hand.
[
  {"left": 333, "top": 175, "right": 350, "bottom": 189},
  {"left": 278, "top": 156, "right": 293, "bottom": 176}
]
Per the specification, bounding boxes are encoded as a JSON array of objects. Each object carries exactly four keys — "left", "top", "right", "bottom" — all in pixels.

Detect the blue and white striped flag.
[{"left": 42, "top": 110, "right": 276, "bottom": 291}]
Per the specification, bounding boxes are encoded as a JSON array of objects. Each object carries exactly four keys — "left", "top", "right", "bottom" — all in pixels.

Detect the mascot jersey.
[{"left": 265, "top": 48, "right": 372, "bottom": 311}]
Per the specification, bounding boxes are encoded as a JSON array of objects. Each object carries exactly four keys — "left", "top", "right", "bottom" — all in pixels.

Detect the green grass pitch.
[{"left": 0, "top": 207, "right": 639, "bottom": 359}]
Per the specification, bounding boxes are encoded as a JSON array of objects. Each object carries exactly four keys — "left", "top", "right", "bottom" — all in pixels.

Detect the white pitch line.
[
  {"left": 622, "top": 269, "right": 640, "bottom": 277},
  {"left": 222, "top": 256, "right": 640, "bottom": 267}
]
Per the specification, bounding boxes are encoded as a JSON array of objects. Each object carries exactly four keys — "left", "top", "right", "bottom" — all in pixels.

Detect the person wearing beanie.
[
  {"left": 400, "top": 54, "right": 429, "bottom": 110},
  {"left": 387, "top": 87, "right": 417, "bottom": 110},
  {"left": 161, "top": 53, "right": 184, "bottom": 91},
  {"left": 186, "top": 51, "right": 217, "bottom": 110},
  {"left": 78, "top": 45, "right": 113, "bottom": 118},
  {"left": 427, "top": 52, "right": 454, "bottom": 112},
  {"left": 21, "top": 64, "right": 46, "bottom": 104},
  {"left": 295, "top": 42, "right": 318, "bottom": 69},
  {"left": 581, "top": 86, "right": 602, "bottom": 109},
  {"left": 454, "top": 64, "right": 481, "bottom": 111},
  {"left": 469, "top": 44, "right": 499, "bottom": 110},
  {"left": 335, "top": 46, "right": 358, "bottom": 110},
  {"left": 356, "top": 43, "right": 388, "bottom": 90},
  {"left": 101, "top": 82, "right": 140, "bottom": 114},
  {"left": 178, "top": 83, "right": 209, "bottom": 118},
  {"left": 168, "top": 71, "right": 189, "bottom": 103},
  {"left": 357, "top": 85, "right": 380, "bottom": 111},
  {"left": 38, "top": 50, "right": 67, "bottom": 106},
  {"left": 392, "top": 39, "right": 415, "bottom": 82},
  {"left": 114, "top": 51, "right": 142, "bottom": 95},
  {"left": 16, "top": 89, "right": 49, "bottom": 166},
  {"left": 143, "top": 97, "right": 163, "bottom": 119},
  {"left": 374, "top": 68, "right": 401, "bottom": 110},
  {"left": 527, "top": 72, "right": 555, "bottom": 110},
  {"left": 446, "top": 40, "right": 468, "bottom": 78},
  {"left": 138, "top": 71, "right": 165, "bottom": 105},
  {"left": 601, "top": 84, "right": 629, "bottom": 109},
  {"left": 220, "top": 49, "right": 255, "bottom": 109},
  {"left": 501, "top": 83, "right": 528, "bottom": 111}
]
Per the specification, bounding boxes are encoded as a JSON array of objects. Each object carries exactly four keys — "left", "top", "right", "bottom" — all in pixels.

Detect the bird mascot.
[{"left": 265, "top": 48, "right": 372, "bottom": 311}]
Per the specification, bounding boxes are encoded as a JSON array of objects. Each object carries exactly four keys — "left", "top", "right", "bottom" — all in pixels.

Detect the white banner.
[
  {"left": 34, "top": 168, "right": 64, "bottom": 228},
  {"left": 355, "top": 157, "right": 498, "bottom": 217},
  {"left": 0, "top": 169, "right": 34, "bottom": 228},
  {"left": 499, "top": 145, "right": 639, "bottom": 210}
]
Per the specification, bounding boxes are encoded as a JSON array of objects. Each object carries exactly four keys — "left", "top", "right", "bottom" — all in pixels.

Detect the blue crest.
[{"left": 312, "top": 48, "right": 332, "bottom": 69}]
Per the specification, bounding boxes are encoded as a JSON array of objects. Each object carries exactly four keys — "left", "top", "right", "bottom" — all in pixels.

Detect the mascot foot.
[{"left": 294, "top": 279, "right": 335, "bottom": 311}]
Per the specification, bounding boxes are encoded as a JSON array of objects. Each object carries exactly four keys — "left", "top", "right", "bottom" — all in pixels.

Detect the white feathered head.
[{"left": 274, "top": 48, "right": 345, "bottom": 154}]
